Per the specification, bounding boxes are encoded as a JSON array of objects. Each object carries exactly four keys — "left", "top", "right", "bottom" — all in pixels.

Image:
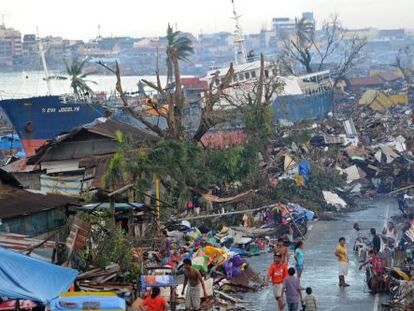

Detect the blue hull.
[
  {"left": 272, "top": 91, "right": 334, "bottom": 123},
  {"left": 0, "top": 96, "right": 107, "bottom": 155}
]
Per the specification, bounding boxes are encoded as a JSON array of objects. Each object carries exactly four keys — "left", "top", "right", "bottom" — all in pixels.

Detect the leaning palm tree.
[
  {"left": 166, "top": 24, "right": 194, "bottom": 84},
  {"left": 66, "top": 57, "right": 96, "bottom": 98}
]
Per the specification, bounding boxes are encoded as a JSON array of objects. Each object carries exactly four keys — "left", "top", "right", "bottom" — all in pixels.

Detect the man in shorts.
[
  {"left": 274, "top": 238, "right": 289, "bottom": 264},
  {"left": 335, "top": 237, "right": 350, "bottom": 287},
  {"left": 266, "top": 253, "right": 288, "bottom": 310},
  {"left": 181, "top": 258, "right": 207, "bottom": 310}
]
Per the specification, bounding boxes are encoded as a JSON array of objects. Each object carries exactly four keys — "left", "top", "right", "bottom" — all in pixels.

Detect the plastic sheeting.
[
  {"left": 298, "top": 160, "right": 311, "bottom": 181},
  {"left": 0, "top": 247, "right": 78, "bottom": 304}
]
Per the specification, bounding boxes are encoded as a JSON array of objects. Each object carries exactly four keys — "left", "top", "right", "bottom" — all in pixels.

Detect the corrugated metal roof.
[
  {"left": 200, "top": 130, "right": 245, "bottom": 148},
  {"left": 377, "top": 72, "right": 401, "bottom": 82},
  {"left": 0, "top": 184, "right": 77, "bottom": 219},
  {"left": 2, "top": 158, "right": 39, "bottom": 173},
  {"left": 28, "top": 118, "right": 159, "bottom": 164},
  {"left": 347, "top": 76, "right": 384, "bottom": 87},
  {"left": 0, "top": 233, "right": 56, "bottom": 251},
  {"left": 181, "top": 77, "right": 208, "bottom": 90},
  {"left": 83, "top": 118, "right": 159, "bottom": 141},
  {"left": 0, "top": 169, "right": 77, "bottom": 219}
]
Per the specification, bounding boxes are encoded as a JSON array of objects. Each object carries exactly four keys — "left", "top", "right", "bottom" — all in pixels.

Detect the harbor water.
[{"left": 0, "top": 71, "right": 164, "bottom": 99}]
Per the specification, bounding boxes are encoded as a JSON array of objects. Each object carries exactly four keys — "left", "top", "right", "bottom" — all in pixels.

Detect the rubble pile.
[{"left": 265, "top": 89, "right": 413, "bottom": 213}]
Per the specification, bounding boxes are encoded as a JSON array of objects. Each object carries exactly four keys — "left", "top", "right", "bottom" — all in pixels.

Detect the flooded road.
[{"left": 243, "top": 198, "right": 398, "bottom": 311}]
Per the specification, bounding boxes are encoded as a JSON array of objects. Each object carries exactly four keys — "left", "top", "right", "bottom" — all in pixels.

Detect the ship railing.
[{"left": 302, "top": 81, "right": 333, "bottom": 97}]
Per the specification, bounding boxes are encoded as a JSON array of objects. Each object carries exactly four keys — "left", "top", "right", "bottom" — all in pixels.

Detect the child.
[
  {"left": 303, "top": 287, "right": 317, "bottom": 311},
  {"left": 294, "top": 241, "right": 304, "bottom": 283},
  {"left": 283, "top": 267, "right": 302, "bottom": 311}
]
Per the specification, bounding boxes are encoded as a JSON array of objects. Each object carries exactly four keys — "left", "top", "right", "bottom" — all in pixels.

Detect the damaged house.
[
  {"left": 0, "top": 168, "right": 76, "bottom": 238},
  {"left": 27, "top": 118, "right": 159, "bottom": 197}
]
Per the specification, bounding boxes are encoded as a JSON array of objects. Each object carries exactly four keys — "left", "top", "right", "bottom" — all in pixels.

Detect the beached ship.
[
  {"left": 202, "top": 0, "right": 333, "bottom": 124},
  {"left": 202, "top": 62, "right": 333, "bottom": 124},
  {"left": 0, "top": 96, "right": 108, "bottom": 156}
]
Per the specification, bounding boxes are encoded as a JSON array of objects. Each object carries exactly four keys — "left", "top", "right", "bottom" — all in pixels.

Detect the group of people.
[
  {"left": 335, "top": 222, "right": 391, "bottom": 290},
  {"left": 267, "top": 239, "right": 317, "bottom": 311}
]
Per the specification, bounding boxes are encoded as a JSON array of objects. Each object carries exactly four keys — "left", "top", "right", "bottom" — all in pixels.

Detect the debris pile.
[{"left": 264, "top": 85, "right": 413, "bottom": 213}]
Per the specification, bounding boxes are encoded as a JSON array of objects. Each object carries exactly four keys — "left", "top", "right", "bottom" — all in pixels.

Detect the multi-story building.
[
  {"left": 0, "top": 25, "right": 22, "bottom": 66},
  {"left": 272, "top": 12, "right": 315, "bottom": 41},
  {"left": 22, "top": 34, "right": 37, "bottom": 57},
  {"left": 272, "top": 17, "right": 296, "bottom": 39}
]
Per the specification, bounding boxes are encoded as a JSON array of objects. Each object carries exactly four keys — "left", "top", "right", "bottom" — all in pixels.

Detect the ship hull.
[
  {"left": 0, "top": 96, "right": 106, "bottom": 156},
  {"left": 272, "top": 91, "right": 334, "bottom": 123}
]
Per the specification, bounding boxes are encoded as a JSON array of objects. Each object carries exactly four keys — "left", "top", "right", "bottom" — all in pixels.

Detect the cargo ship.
[{"left": 0, "top": 96, "right": 107, "bottom": 156}]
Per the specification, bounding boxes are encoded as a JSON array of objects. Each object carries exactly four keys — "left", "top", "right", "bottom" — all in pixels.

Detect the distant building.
[
  {"left": 378, "top": 29, "right": 405, "bottom": 40},
  {"left": 0, "top": 25, "right": 22, "bottom": 66},
  {"left": 22, "top": 34, "right": 37, "bottom": 57},
  {"left": 302, "top": 12, "right": 314, "bottom": 22},
  {"left": 272, "top": 17, "right": 296, "bottom": 39}
]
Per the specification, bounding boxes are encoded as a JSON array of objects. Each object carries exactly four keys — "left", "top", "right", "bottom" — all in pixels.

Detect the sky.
[{"left": 2, "top": 0, "right": 414, "bottom": 40}]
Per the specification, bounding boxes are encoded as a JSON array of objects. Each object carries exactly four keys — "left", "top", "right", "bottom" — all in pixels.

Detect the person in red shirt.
[
  {"left": 141, "top": 287, "right": 168, "bottom": 311},
  {"left": 266, "top": 253, "right": 289, "bottom": 311}
]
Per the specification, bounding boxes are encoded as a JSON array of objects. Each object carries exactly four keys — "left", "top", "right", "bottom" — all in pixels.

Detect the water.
[
  {"left": 0, "top": 71, "right": 166, "bottom": 99},
  {"left": 242, "top": 198, "right": 396, "bottom": 310}
]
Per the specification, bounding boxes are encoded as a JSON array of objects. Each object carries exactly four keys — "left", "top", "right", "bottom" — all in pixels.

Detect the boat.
[
  {"left": 0, "top": 95, "right": 108, "bottom": 156},
  {"left": 202, "top": 63, "right": 333, "bottom": 124},
  {"left": 201, "top": 0, "right": 333, "bottom": 125}
]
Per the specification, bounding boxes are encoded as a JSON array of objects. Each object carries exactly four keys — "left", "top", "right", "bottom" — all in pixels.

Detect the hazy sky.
[{"left": 2, "top": 0, "right": 414, "bottom": 40}]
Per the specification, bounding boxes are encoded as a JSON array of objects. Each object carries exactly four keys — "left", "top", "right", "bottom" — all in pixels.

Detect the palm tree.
[
  {"left": 166, "top": 24, "right": 194, "bottom": 84},
  {"left": 66, "top": 57, "right": 96, "bottom": 98}
]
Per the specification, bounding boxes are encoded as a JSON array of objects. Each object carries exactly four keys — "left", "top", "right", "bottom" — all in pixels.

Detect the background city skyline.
[{"left": 2, "top": 0, "right": 414, "bottom": 40}]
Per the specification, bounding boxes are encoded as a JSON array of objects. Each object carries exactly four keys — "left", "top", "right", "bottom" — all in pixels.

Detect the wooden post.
[{"left": 155, "top": 175, "right": 161, "bottom": 228}]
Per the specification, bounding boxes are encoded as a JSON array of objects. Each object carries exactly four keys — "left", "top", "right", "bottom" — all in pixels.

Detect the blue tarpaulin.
[
  {"left": 298, "top": 160, "right": 311, "bottom": 181},
  {"left": 0, "top": 247, "right": 78, "bottom": 304}
]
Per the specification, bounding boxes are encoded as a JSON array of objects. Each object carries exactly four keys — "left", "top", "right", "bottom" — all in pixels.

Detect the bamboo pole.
[{"left": 171, "top": 203, "right": 277, "bottom": 222}]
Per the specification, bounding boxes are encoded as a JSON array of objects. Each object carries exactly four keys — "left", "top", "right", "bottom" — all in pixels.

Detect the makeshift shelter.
[{"left": 0, "top": 247, "right": 78, "bottom": 303}]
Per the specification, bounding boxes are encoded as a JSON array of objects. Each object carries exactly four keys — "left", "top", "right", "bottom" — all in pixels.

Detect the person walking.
[
  {"left": 303, "top": 287, "right": 317, "bottom": 311},
  {"left": 294, "top": 241, "right": 304, "bottom": 283},
  {"left": 181, "top": 258, "right": 207, "bottom": 311},
  {"left": 274, "top": 238, "right": 289, "bottom": 264},
  {"left": 283, "top": 267, "right": 303, "bottom": 311},
  {"left": 335, "top": 237, "right": 350, "bottom": 287},
  {"left": 266, "top": 253, "right": 289, "bottom": 311},
  {"left": 370, "top": 228, "right": 381, "bottom": 254}
]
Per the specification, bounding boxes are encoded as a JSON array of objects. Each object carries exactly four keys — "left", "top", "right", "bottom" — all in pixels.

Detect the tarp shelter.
[{"left": 0, "top": 247, "right": 78, "bottom": 304}]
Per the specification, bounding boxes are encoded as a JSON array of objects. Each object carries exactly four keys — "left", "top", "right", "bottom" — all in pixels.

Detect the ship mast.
[
  {"left": 231, "top": 0, "right": 247, "bottom": 64},
  {"left": 37, "top": 27, "right": 51, "bottom": 94}
]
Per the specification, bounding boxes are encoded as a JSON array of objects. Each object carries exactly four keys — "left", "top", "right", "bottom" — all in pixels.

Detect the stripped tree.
[
  {"left": 393, "top": 46, "right": 413, "bottom": 100},
  {"left": 98, "top": 26, "right": 235, "bottom": 142},
  {"left": 98, "top": 26, "right": 285, "bottom": 212},
  {"left": 281, "top": 14, "right": 367, "bottom": 83}
]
